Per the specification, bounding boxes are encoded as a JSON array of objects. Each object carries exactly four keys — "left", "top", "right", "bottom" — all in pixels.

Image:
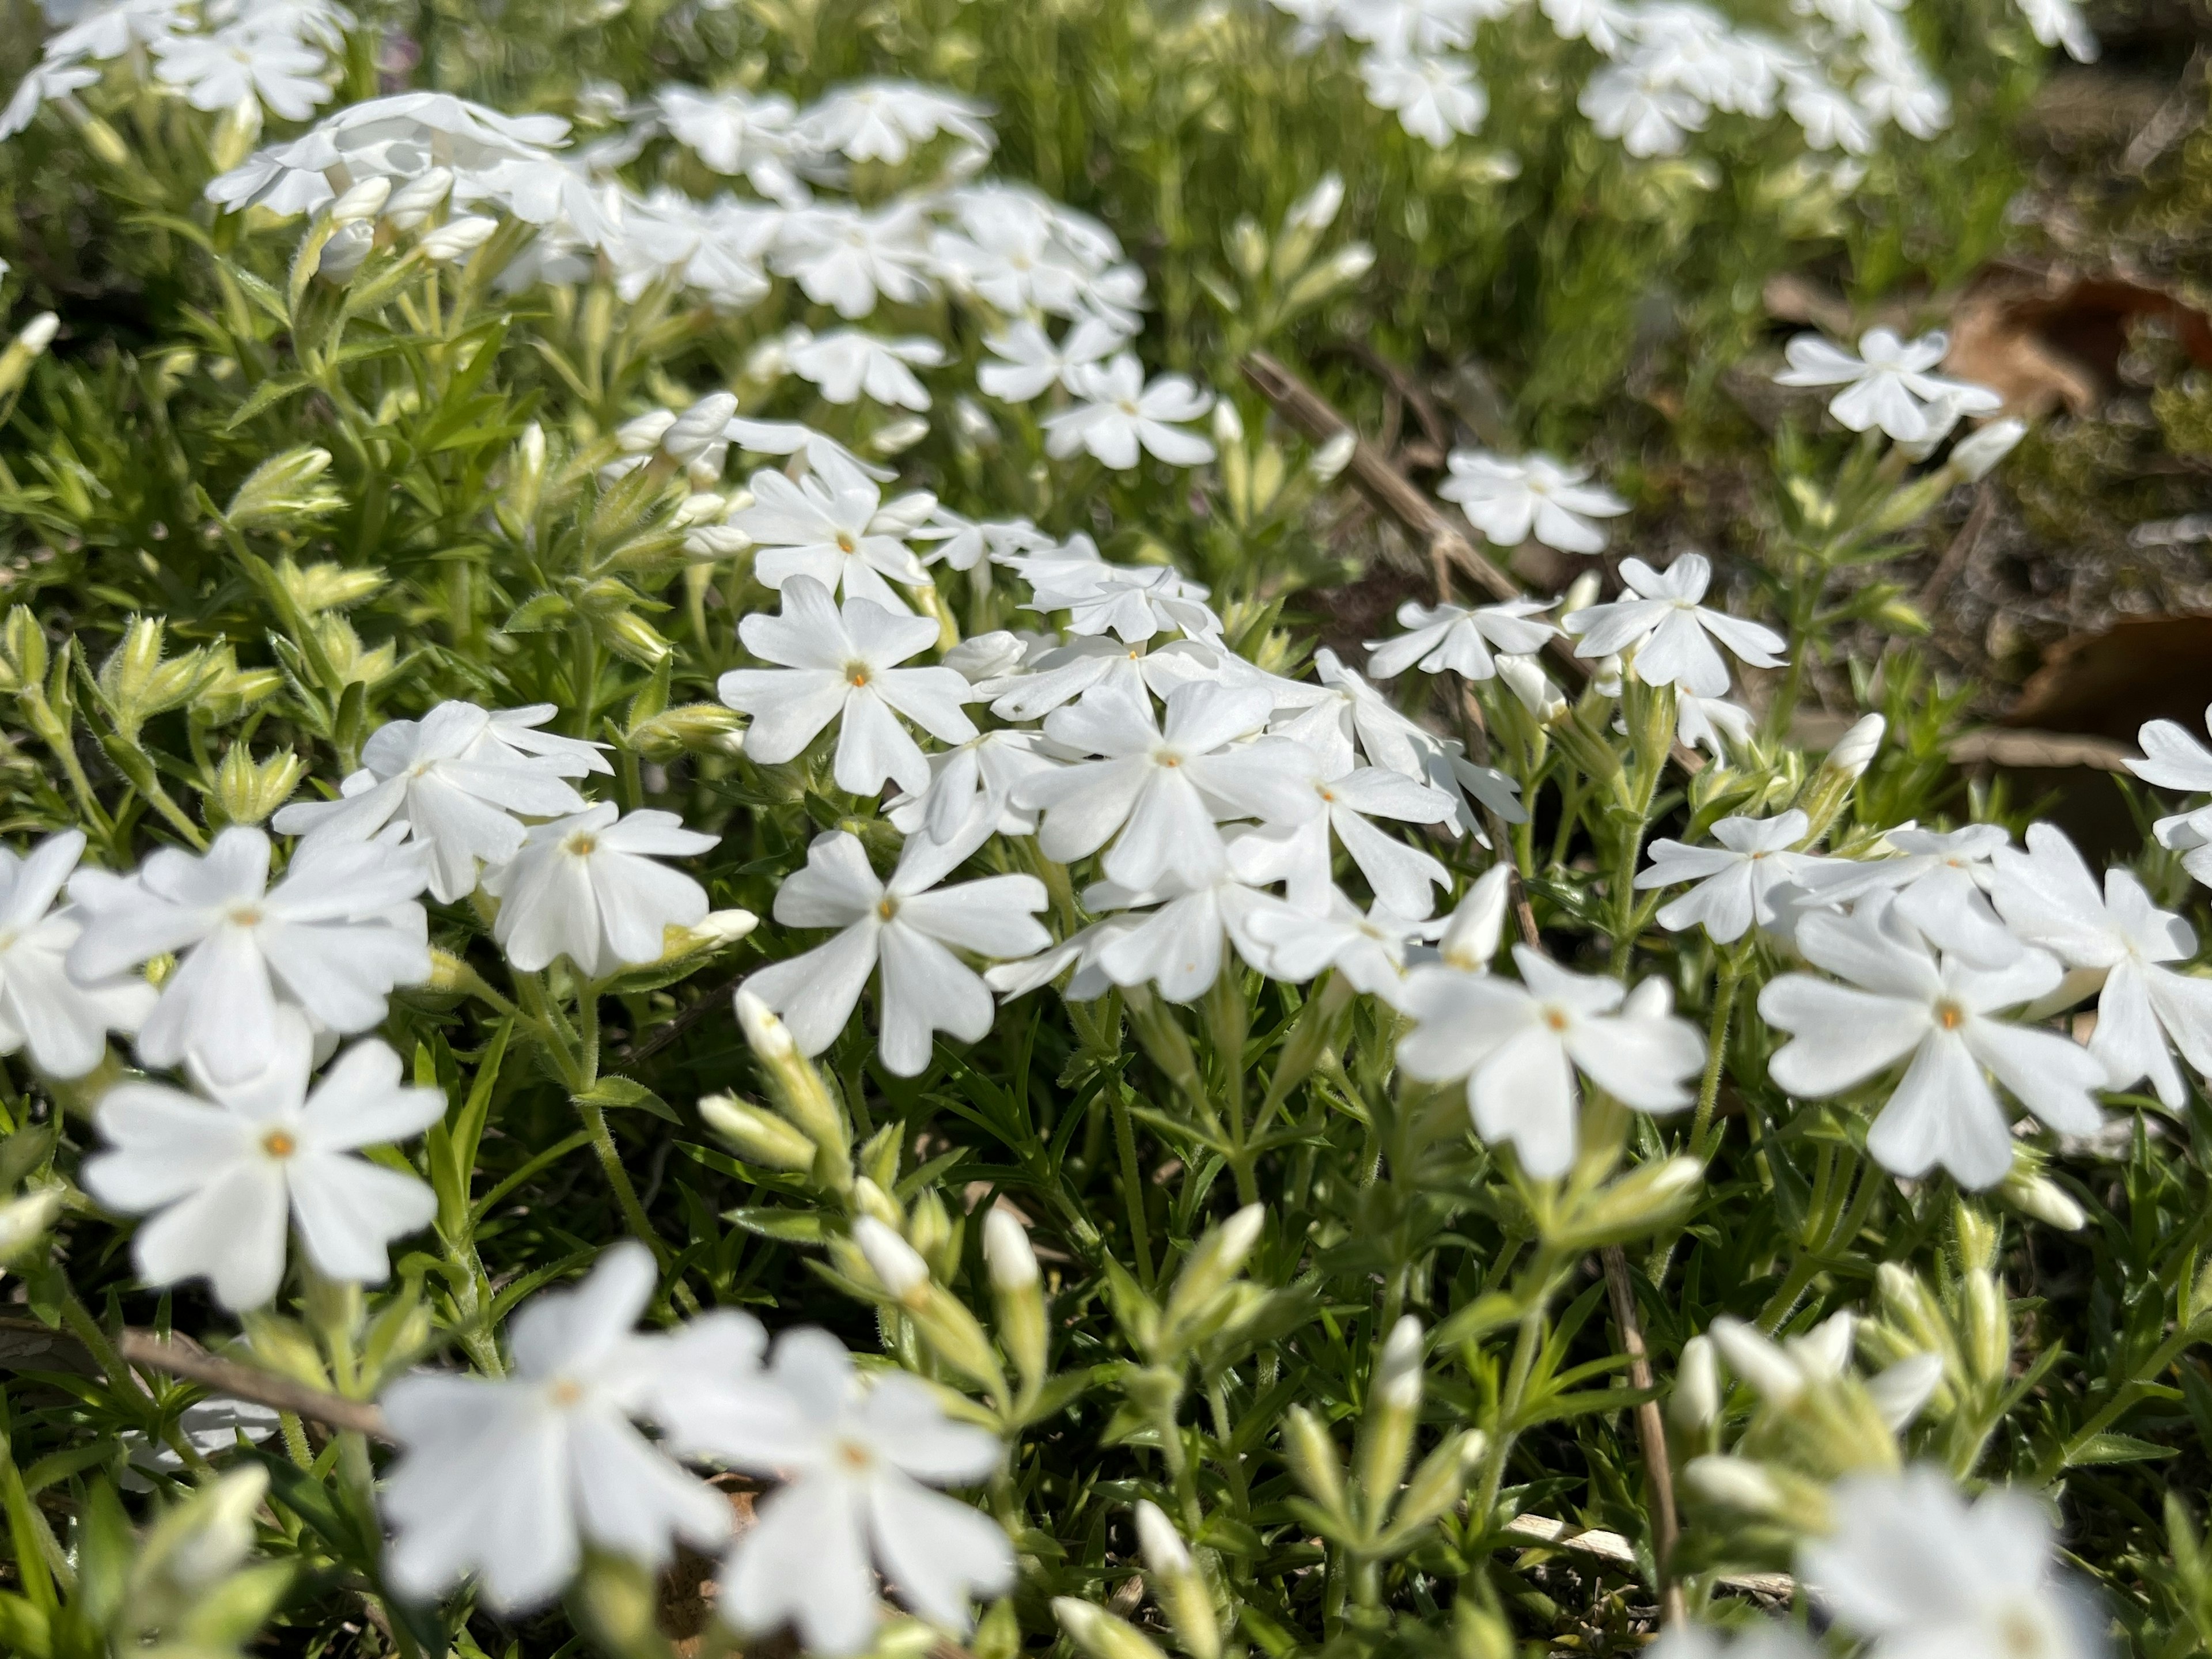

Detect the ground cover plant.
[{"left": 1, "top": 1, "right": 2211, "bottom": 1657}]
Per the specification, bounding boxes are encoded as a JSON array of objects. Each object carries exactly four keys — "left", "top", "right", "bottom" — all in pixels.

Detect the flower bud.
[
  {"left": 419, "top": 214, "right": 499, "bottom": 263},
  {"left": 698, "top": 1092, "right": 816, "bottom": 1172},
  {"left": 384, "top": 166, "right": 454, "bottom": 229},
  {"left": 1684, "top": 1454, "right": 1785, "bottom": 1515},
  {"left": 1309, "top": 430, "right": 1355, "bottom": 482},
  {"left": 214, "top": 742, "right": 306, "bottom": 826},
  {"left": 1949, "top": 417, "right": 2026, "bottom": 482},
  {"left": 1438, "top": 865, "right": 1510, "bottom": 973},
  {"left": 734, "top": 987, "right": 851, "bottom": 1187},
  {"left": 868, "top": 416, "right": 931, "bottom": 457},
  {"left": 1054, "top": 1599, "right": 1171, "bottom": 1659},
  {"left": 1998, "top": 1165, "right": 2086, "bottom": 1232},
  {"left": 1825, "top": 713, "right": 1885, "bottom": 779},
  {"left": 330, "top": 176, "right": 392, "bottom": 223},
  {"left": 13, "top": 311, "right": 58, "bottom": 355},
  {"left": 1709, "top": 1316, "right": 1804, "bottom": 1407},
  {"left": 1386, "top": 1428, "right": 1484, "bottom": 1539},
  {"left": 1289, "top": 172, "right": 1346, "bottom": 234},
  {"left": 1358, "top": 1315, "right": 1425, "bottom": 1510},
  {"left": 616, "top": 410, "right": 678, "bottom": 454},
  {"left": 855, "top": 1215, "right": 929, "bottom": 1302},
  {"left": 226, "top": 446, "right": 341, "bottom": 529},
  {"left": 1212, "top": 399, "right": 1245, "bottom": 448},
  {"left": 983, "top": 1205, "right": 1048, "bottom": 1391},
  {"left": 1135, "top": 1501, "right": 1219, "bottom": 1659},
  {"left": 1964, "top": 1268, "right": 2009, "bottom": 1387},
  {"left": 317, "top": 219, "right": 374, "bottom": 281},
  {"left": 1496, "top": 652, "right": 1565, "bottom": 720},
  {"left": 1552, "top": 1156, "right": 1700, "bottom": 1249},
  {"left": 1163, "top": 1204, "right": 1264, "bottom": 1335},
  {"left": 0, "top": 1187, "right": 62, "bottom": 1267},
  {"left": 1281, "top": 1405, "right": 1349, "bottom": 1524},
  {"left": 1671, "top": 1334, "right": 1719, "bottom": 1432},
  {"left": 665, "top": 393, "right": 739, "bottom": 465}
]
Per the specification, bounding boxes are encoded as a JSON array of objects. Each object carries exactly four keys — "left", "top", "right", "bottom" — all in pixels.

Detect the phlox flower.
[
  {"left": 1562, "top": 553, "right": 1785, "bottom": 698},
  {"left": 84, "top": 1014, "right": 442, "bottom": 1310},
  {"left": 1025, "top": 559, "right": 1221, "bottom": 645},
  {"left": 911, "top": 510, "right": 1052, "bottom": 574},
  {"left": 1774, "top": 328, "right": 2000, "bottom": 443},
  {"left": 1676, "top": 690, "right": 1756, "bottom": 757},
  {"left": 0, "top": 830, "right": 153, "bottom": 1078},
  {"left": 985, "top": 913, "right": 1146, "bottom": 1003},
  {"left": 733, "top": 453, "right": 934, "bottom": 613},
  {"left": 979, "top": 635, "right": 1222, "bottom": 721},
  {"left": 1578, "top": 65, "right": 1710, "bottom": 157},
  {"left": 1988, "top": 823, "right": 2212, "bottom": 1108},
  {"left": 1758, "top": 896, "right": 2104, "bottom": 1189},
  {"left": 797, "top": 80, "right": 994, "bottom": 165},
  {"left": 68, "top": 827, "right": 429, "bottom": 1085},
  {"left": 1080, "top": 856, "right": 1296, "bottom": 1002},
  {"left": 153, "top": 24, "right": 330, "bottom": 121},
  {"left": 718, "top": 576, "right": 978, "bottom": 796},
  {"left": 380, "top": 1243, "right": 734, "bottom": 1612},
  {"left": 770, "top": 203, "right": 934, "bottom": 319},
  {"left": 1634, "top": 809, "right": 1846, "bottom": 942},
  {"left": 790, "top": 330, "right": 945, "bottom": 411},
  {"left": 741, "top": 831, "right": 1048, "bottom": 1074},
  {"left": 1706, "top": 1312, "right": 1942, "bottom": 1430},
  {"left": 1043, "top": 355, "right": 1216, "bottom": 470},
  {"left": 1437, "top": 450, "right": 1628, "bottom": 555},
  {"left": 1396, "top": 947, "right": 1705, "bottom": 1177},
  {"left": 1247, "top": 893, "right": 1436, "bottom": 1007},
  {"left": 660, "top": 1324, "right": 1014, "bottom": 1654},
  {"left": 1817, "top": 823, "right": 2020, "bottom": 967},
  {"left": 2017, "top": 0, "right": 2097, "bottom": 60},
  {"left": 978, "top": 317, "right": 1128, "bottom": 403},
  {"left": 886, "top": 728, "right": 1057, "bottom": 865},
  {"left": 1016, "top": 681, "right": 1320, "bottom": 891},
  {"left": 0, "top": 59, "right": 100, "bottom": 141},
  {"left": 654, "top": 83, "right": 806, "bottom": 201},
  {"left": 2127, "top": 705, "right": 2212, "bottom": 886},
  {"left": 482, "top": 804, "right": 715, "bottom": 978},
  {"left": 272, "top": 700, "right": 605, "bottom": 903},
  {"left": 1800, "top": 1467, "right": 2100, "bottom": 1659},
  {"left": 1359, "top": 51, "right": 1488, "bottom": 147},
  {"left": 1232, "top": 760, "right": 1457, "bottom": 918},
  {"left": 1364, "top": 597, "right": 1557, "bottom": 682}
]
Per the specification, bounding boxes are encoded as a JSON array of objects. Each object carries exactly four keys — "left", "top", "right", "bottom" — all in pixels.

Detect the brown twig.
[
  {"left": 1240, "top": 350, "right": 1705, "bottom": 776},
  {"left": 1915, "top": 482, "right": 1994, "bottom": 612},
  {"left": 116, "top": 1329, "right": 392, "bottom": 1441},
  {"left": 1599, "top": 1251, "right": 1687, "bottom": 1626}
]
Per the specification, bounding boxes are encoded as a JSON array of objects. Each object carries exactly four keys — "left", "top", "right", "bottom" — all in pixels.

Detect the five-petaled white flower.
[
  {"left": 733, "top": 456, "right": 935, "bottom": 615},
  {"left": 1800, "top": 1467, "right": 2099, "bottom": 1659},
  {"left": 272, "top": 700, "right": 604, "bottom": 903},
  {"left": 2127, "top": 705, "right": 2212, "bottom": 888},
  {"left": 719, "top": 576, "right": 978, "bottom": 797},
  {"left": 1022, "top": 558, "right": 1221, "bottom": 646},
  {"left": 741, "top": 831, "right": 1048, "bottom": 1075},
  {"left": 790, "top": 330, "right": 946, "bottom": 412},
  {"left": 1233, "top": 759, "right": 1457, "bottom": 919},
  {"left": 1774, "top": 329, "right": 2001, "bottom": 443},
  {"left": 1248, "top": 893, "right": 1434, "bottom": 1008},
  {"left": 978, "top": 316, "right": 1128, "bottom": 402},
  {"left": 1634, "top": 809, "right": 1845, "bottom": 943},
  {"left": 1016, "top": 681, "right": 1319, "bottom": 892},
  {"left": 1042, "top": 354, "right": 1217, "bottom": 471},
  {"left": 68, "top": 827, "right": 429, "bottom": 1085},
  {"left": 660, "top": 1324, "right": 1014, "bottom": 1655},
  {"left": 1758, "top": 896, "right": 2105, "bottom": 1189},
  {"left": 482, "top": 804, "right": 717, "bottom": 978},
  {"left": 1562, "top": 553, "right": 1786, "bottom": 698},
  {"left": 1359, "top": 51, "right": 1488, "bottom": 147},
  {"left": 1818, "top": 824, "right": 2021, "bottom": 967},
  {"left": 0, "top": 830, "right": 153, "bottom": 1079},
  {"left": 1438, "top": 450, "right": 1629, "bottom": 555},
  {"left": 1072, "top": 857, "right": 1291, "bottom": 1003},
  {"left": 1397, "top": 946, "right": 1705, "bottom": 1177},
  {"left": 1988, "top": 823, "right": 2212, "bottom": 1108},
  {"left": 84, "top": 1014, "right": 442, "bottom": 1310},
  {"left": 380, "top": 1243, "right": 734, "bottom": 1612},
  {"left": 1364, "top": 597, "right": 1558, "bottom": 683}
]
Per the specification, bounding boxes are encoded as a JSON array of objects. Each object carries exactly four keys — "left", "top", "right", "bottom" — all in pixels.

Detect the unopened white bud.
[
  {"left": 1825, "top": 713, "right": 1885, "bottom": 779},
  {"left": 733, "top": 987, "right": 796, "bottom": 1060},
  {"left": 1950, "top": 418, "right": 2026, "bottom": 481},
  {"left": 419, "top": 214, "right": 498, "bottom": 262},
  {"left": 1376, "top": 1314, "right": 1425, "bottom": 1411},
  {"left": 1289, "top": 173, "right": 1346, "bottom": 233},
  {"left": 1133, "top": 1498, "right": 1192, "bottom": 1576},
  {"left": 329, "top": 176, "right": 392, "bottom": 223},
  {"left": 1212, "top": 399, "right": 1245, "bottom": 448},
  {"left": 943, "top": 630, "right": 1026, "bottom": 683},
  {"left": 1671, "top": 1334, "right": 1719, "bottom": 1431},
  {"left": 1685, "top": 1454, "right": 1784, "bottom": 1514},
  {"left": 2001, "top": 1168, "right": 2086, "bottom": 1231},
  {"left": 616, "top": 409, "right": 678, "bottom": 454},
  {"left": 384, "top": 166, "right": 454, "bottom": 229},
  {"left": 1497, "top": 652, "right": 1565, "bottom": 719},
  {"left": 317, "top": 220, "right": 374, "bottom": 281},
  {"left": 14, "top": 312, "right": 58, "bottom": 355},
  {"left": 1309, "top": 430, "right": 1355, "bottom": 482},
  {"left": 983, "top": 1205, "right": 1039, "bottom": 1290},
  {"left": 1561, "top": 571, "right": 1602, "bottom": 616},
  {"left": 1439, "top": 863, "right": 1511, "bottom": 973},
  {"left": 1219, "top": 1202, "right": 1264, "bottom": 1265},
  {"left": 867, "top": 416, "right": 930, "bottom": 456},
  {"left": 854, "top": 1215, "right": 929, "bottom": 1300},
  {"left": 665, "top": 393, "right": 739, "bottom": 464}
]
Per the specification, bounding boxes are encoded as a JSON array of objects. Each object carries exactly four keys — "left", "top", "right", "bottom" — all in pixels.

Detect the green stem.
[
  {"left": 1113, "top": 1090, "right": 1156, "bottom": 1289},
  {"left": 579, "top": 1097, "right": 671, "bottom": 1271},
  {"left": 1690, "top": 950, "right": 1744, "bottom": 1160}
]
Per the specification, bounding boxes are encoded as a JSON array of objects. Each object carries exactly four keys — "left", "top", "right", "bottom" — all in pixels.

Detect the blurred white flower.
[
  {"left": 718, "top": 576, "right": 978, "bottom": 796},
  {"left": 660, "top": 1324, "right": 1012, "bottom": 1653},
  {"left": 84, "top": 1014, "right": 442, "bottom": 1309},
  {"left": 1562, "top": 553, "right": 1785, "bottom": 698},
  {"left": 655, "top": 82, "right": 807, "bottom": 200},
  {"left": 1043, "top": 355, "right": 1216, "bottom": 470},
  {"left": 1801, "top": 1467, "right": 2099, "bottom": 1659},
  {"left": 1634, "top": 810, "right": 1846, "bottom": 942},
  {"left": 1082, "top": 858, "right": 1293, "bottom": 1002},
  {"left": 771, "top": 202, "right": 934, "bottom": 319},
  {"left": 69, "top": 827, "right": 428, "bottom": 1084},
  {"left": 1397, "top": 947, "right": 1705, "bottom": 1177},
  {"left": 1247, "top": 892, "right": 1435, "bottom": 1006},
  {"left": 741, "top": 830, "right": 1048, "bottom": 1074},
  {"left": 482, "top": 804, "right": 717, "bottom": 977},
  {"left": 381, "top": 1243, "right": 734, "bottom": 1611},
  {"left": 1580, "top": 65, "right": 1709, "bottom": 157},
  {"left": 1988, "top": 823, "right": 2212, "bottom": 1108},
  {"left": 790, "top": 330, "right": 945, "bottom": 411},
  {"left": 1438, "top": 450, "right": 1628, "bottom": 554},
  {"left": 2127, "top": 706, "right": 2212, "bottom": 887},
  {"left": 1364, "top": 597, "right": 1557, "bottom": 681},
  {"left": 153, "top": 25, "right": 330, "bottom": 120},
  {"left": 1359, "top": 51, "right": 1488, "bottom": 147},
  {"left": 797, "top": 80, "right": 994, "bottom": 165},
  {"left": 1023, "top": 558, "right": 1222, "bottom": 645},
  {"left": 273, "top": 700, "right": 601, "bottom": 903},
  {"left": 1017, "top": 681, "right": 1319, "bottom": 892},
  {"left": 2016, "top": 0, "right": 2097, "bottom": 60},
  {"left": 1774, "top": 328, "right": 2000, "bottom": 443},
  {"left": 979, "top": 316, "right": 1129, "bottom": 402},
  {"left": 0, "top": 830, "right": 153, "bottom": 1079},
  {"left": 1758, "top": 895, "right": 2104, "bottom": 1189},
  {"left": 120, "top": 1396, "right": 281, "bottom": 1491}
]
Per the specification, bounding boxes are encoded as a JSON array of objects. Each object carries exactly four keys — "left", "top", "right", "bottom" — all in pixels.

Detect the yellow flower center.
[{"left": 262, "top": 1130, "right": 297, "bottom": 1159}]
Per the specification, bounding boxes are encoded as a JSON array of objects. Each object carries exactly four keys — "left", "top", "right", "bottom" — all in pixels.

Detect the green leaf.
[
  {"left": 2067, "top": 1432, "right": 2178, "bottom": 1467},
  {"left": 575, "top": 1076, "right": 680, "bottom": 1123},
  {"left": 724, "top": 1207, "right": 830, "bottom": 1244}
]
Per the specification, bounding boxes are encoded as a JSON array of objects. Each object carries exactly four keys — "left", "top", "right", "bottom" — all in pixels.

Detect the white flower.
[
  {"left": 770, "top": 203, "right": 934, "bottom": 319},
  {"left": 1988, "top": 823, "right": 2212, "bottom": 1108},
  {"left": 790, "top": 331, "right": 945, "bottom": 411},
  {"left": 2016, "top": 0, "right": 2097, "bottom": 60},
  {"left": 120, "top": 1395, "right": 281, "bottom": 1491},
  {"left": 1364, "top": 597, "right": 1556, "bottom": 681},
  {"left": 67, "top": 828, "right": 429, "bottom": 1084},
  {"left": 978, "top": 317, "right": 1128, "bottom": 403},
  {"left": 0, "top": 830, "right": 153, "bottom": 1078},
  {"left": 886, "top": 728, "right": 1058, "bottom": 863},
  {"left": 1706, "top": 1312, "right": 1942, "bottom": 1430},
  {"left": 1676, "top": 691, "right": 1756, "bottom": 757},
  {"left": 1647, "top": 1618, "right": 1819, "bottom": 1659},
  {"left": 1022, "top": 558, "right": 1221, "bottom": 645},
  {"left": 1758, "top": 896, "right": 2105, "bottom": 1189},
  {"left": 1081, "top": 857, "right": 1294, "bottom": 1002},
  {"left": 380, "top": 1243, "right": 734, "bottom": 1612},
  {"left": 733, "top": 454, "right": 934, "bottom": 614},
  {"left": 0, "top": 60, "right": 99, "bottom": 141},
  {"left": 654, "top": 83, "right": 806, "bottom": 200},
  {"left": 272, "top": 701, "right": 603, "bottom": 903},
  {"left": 1562, "top": 554, "right": 1785, "bottom": 698},
  {"left": 1015, "top": 681, "right": 1320, "bottom": 891},
  {"left": 1359, "top": 51, "right": 1488, "bottom": 147},
  {"left": 1634, "top": 810, "right": 1846, "bottom": 942},
  {"left": 1043, "top": 355, "right": 1217, "bottom": 470},
  {"left": 912, "top": 511, "right": 1051, "bottom": 574},
  {"left": 660, "top": 1324, "right": 1013, "bottom": 1654},
  {"left": 797, "top": 80, "right": 994, "bottom": 165},
  {"left": 153, "top": 24, "right": 330, "bottom": 121},
  {"left": 1233, "top": 761, "right": 1457, "bottom": 918},
  {"left": 718, "top": 576, "right": 978, "bottom": 796},
  {"left": 984, "top": 914, "right": 1146, "bottom": 1003},
  {"left": 740, "top": 831, "right": 1048, "bottom": 1074},
  {"left": 2126, "top": 706, "right": 2212, "bottom": 886},
  {"left": 1579, "top": 65, "right": 1710, "bottom": 157},
  {"left": 1800, "top": 1468, "right": 2099, "bottom": 1659},
  {"left": 83, "top": 1014, "right": 442, "bottom": 1310},
  {"left": 1819, "top": 824, "right": 2021, "bottom": 967},
  {"left": 1396, "top": 948, "right": 1705, "bottom": 1176},
  {"left": 978, "top": 635, "right": 1218, "bottom": 720},
  {"left": 1247, "top": 892, "right": 1435, "bottom": 1006},
  {"left": 481, "top": 804, "right": 716, "bottom": 978},
  {"left": 1437, "top": 450, "right": 1628, "bottom": 554},
  {"left": 1774, "top": 328, "right": 2001, "bottom": 443}
]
